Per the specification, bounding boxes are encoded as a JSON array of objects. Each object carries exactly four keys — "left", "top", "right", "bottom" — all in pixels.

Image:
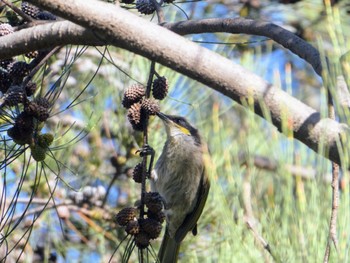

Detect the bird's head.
[{"left": 156, "top": 112, "right": 201, "bottom": 146}]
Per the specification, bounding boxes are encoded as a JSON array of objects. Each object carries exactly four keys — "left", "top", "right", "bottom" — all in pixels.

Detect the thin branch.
[
  {"left": 0, "top": 0, "right": 34, "bottom": 23},
  {"left": 324, "top": 85, "right": 340, "bottom": 262},
  {"left": 243, "top": 167, "right": 276, "bottom": 261},
  {"left": 238, "top": 153, "right": 333, "bottom": 183},
  {"left": 140, "top": 61, "right": 156, "bottom": 219}
]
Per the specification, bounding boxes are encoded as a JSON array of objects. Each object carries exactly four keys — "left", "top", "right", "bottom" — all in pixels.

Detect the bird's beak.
[
  {"left": 156, "top": 112, "right": 191, "bottom": 136},
  {"left": 156, "top": 112, "right": 171, "bottom": 123}
]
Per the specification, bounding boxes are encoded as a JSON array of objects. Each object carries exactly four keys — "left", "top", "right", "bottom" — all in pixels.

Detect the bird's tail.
[{"left": 158, "top": 230, "right": 180, "bottom": 263}]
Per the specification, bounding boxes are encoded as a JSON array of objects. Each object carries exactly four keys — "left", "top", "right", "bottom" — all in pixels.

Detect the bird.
[{"left": 151, "top": 112, "right": 210, "bottom": 263}]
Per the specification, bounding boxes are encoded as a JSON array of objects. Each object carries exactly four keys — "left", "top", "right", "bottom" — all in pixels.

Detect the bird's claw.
[{"left": 136, "top": 144, "right": 155, "bottom": 157}]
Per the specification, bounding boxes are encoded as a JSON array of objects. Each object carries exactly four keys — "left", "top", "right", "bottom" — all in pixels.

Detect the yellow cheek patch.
[{"left": 178, "top": 125, "right": 191, "bottom": 135}]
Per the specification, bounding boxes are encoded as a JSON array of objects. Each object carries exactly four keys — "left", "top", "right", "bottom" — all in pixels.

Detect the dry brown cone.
[
  {"left": 14, "top": 111, "right": 34, "bottom": 132},
  {"left": 24, "top": 101, "right": 39, "bottom": 116},
  {"left": 0, "top": 71, "right": 11, "bottom": 93},
  {"left": 136, "top": 0, "right": 156, "bottom": 15},
  {"left": 36, "top": 97, "right": 50, "bottom": 108},
  {"left": 141, "top": 98, "right": 160, "bottom": 116},
  {"left": 21, "top": 2, "right": 41, "bottom": 19},
  {"left": 25, "top": 81, "right": 37, "bottom": 96},
  {"left": 152, "top": 76, "right": 169, "bottom": 100},
  {"left": 140, "top": 218, "right": 162, "bottom": 239},
  {"left": 125, "top": 220, "right": 140, "bottom": 236},
  {"left": 0, "top": 58, "right": 15, "bottom": 70},
  {"left": 144, "top": 192, "right": 163, "bottom": 213},
  {"left": 127, "top": 102, "right": 145, "bottom": 131},
  {"left": 32, "top": 98, "right": 50, "bottom": 121},
  {"left": 134, "top": 231, "right": 150, "bottom": 249},
  {"left": 122, "top": 84, "right": 145, "bottom": 109},
  {"left": 8, "top": 112, "right": 34, "bottom": 145},
  {"left": 9, "top": 61, "right": 30, "bottom": 84},
  {"left": 0, "top": 23, "right": 14, "bottom": 36},
  {"left": 35, "top": 106, "right": 50, "bottom": 121},
  {"left": 2, "top": 86, "right": 26, "bottom": 107},
  {"left": 132, "top": 162, "right": 143, "bottom": 183},
  {"left": 25, "top": 50, "right": 39, "bottom": 59},
  {"left": 147, "top": 210, "right": 165, "bottom": 224},
  {"left": 115, "top": 207, "right": 138, "bottom": 226}
]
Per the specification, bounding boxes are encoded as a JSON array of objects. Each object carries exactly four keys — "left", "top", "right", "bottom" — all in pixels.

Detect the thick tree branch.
[
  {"left": 0, "top": 21, "right": 102, "bottom": 57},
  {"left": 1, "top": 17, "right": 322, "bottom": 77},
  {"left": 2, "top": 0, "right": 348, "bottom": 165}
]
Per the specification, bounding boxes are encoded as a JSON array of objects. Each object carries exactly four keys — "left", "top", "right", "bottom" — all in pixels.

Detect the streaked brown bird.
[{"left": 151, "top": 112, "right": 210, "bottom": 263}]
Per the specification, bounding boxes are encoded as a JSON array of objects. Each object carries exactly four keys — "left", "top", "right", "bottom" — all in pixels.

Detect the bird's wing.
[{"left": 174, "top": 167, "right": 210, "bottom": 243}]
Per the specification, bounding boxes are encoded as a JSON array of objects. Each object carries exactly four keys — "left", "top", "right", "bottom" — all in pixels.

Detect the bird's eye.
[{"left": 174, "top": 118, "right": 181, "bottom": 124}]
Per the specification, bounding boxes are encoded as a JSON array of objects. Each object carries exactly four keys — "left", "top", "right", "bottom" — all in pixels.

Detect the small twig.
[
  {"left": 242, "top": 167, "right": 276, "bottom": 261},
  {"left": 8, "top": 200, "right": 73, "bottom": 222},
  {"left": 238, "top": 152, "right": 333, "bottom": 183},
  {"left": 139, "top": 61, "right": 156, "bottom": 219},
  {"left": 102, "top": 171, "right": 119, "bottom": 208},
  {"left": 23, "top": 46, "right": 61, "bottom": 88},
  {"left": 323, "top": 80, "right": 340, "bottom": 262},
  {"left": 64, "top": 218, "right": 90, "bottom": 244},
  {"left": 152, "top": 0, "right": 165, "bottom": 24},
  {"left": 0, "top": 0, "right": 34, "bottom": 23},
  {"left": 244, "top": 218, "right": 273, "bottom": 257}
]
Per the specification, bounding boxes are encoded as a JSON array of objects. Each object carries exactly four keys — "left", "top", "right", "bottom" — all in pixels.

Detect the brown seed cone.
[
  {"left": 21, "top": 2, "right": 41, "bottom": 19},
  {"left": 0, "top": 23, "right": 14, "bottom": 36},
  {"left": 139, "top": 218, "right": 162, "bottom": 239},
  {"left": 25, "top": 50, "right": 39, "bottom": 59},
  {"left": 127, "top": 102, "right": 141, "bottom": 123},
  {"left": 26, "top": 98, "right": 50, "bottom": 121},
  {"left": 24, "top": 101, "right": 39, "bottom": 116},
  {"left": 125, "top": 220, "right": 140, "bottom": 236},
  {"left": 115, "top": 207, "right": 138, "bottom": 226},
  {"left": 152, "top": 76, "right": 169, "bottom": 100},
  {"left": 134, "top": 231, "right": 150, "bottom": 249},
  {"left": 25, "top": 81, "right": 37, "bottom": 96},
  {"left": 7, "top": 126, "right": 32, "bottom": 145},
  {"left": 147, "top": 210, "right": 165, "bottom": 224},
  {"left": 8, "top": 112, "right": 34, "bottom": 145},
  {"left": 36, "top": 97, "right": 50, "bottom": 108},
  {"left": 127, "top": 102, "right": 146, "bottom": 131},
  {"left": 144, "top": 192, "right": 163, "bottom": 213},
  {"left": 24, "top": 101, "right": 49, "bottom": 121},
  {"left": 15, "top": 111, "right": 34, "bottom": 131},
  {"left": 35, "top": 106, "right": 50, "bottom": 121},
  {"left": 136, "top": 0, "right": 156, "bottom": 15},
  {"left": 0, "top": 58, "right": 15, "bottom": 70},
  {"left": 132, "top": 162, "right": 143, "bottom": 183},
  {"left": 141, "top": 98, "right": 160, "bottom": 116},
  {"left": 2, "top": 86, "right": 26, "bottom": 107},
  {"left": 9, "top": 61, "right": 30, "bottom": 83},
  {"left": 0, "top": 71, "right": 11, "bottom": 93},
  {"left": 122, "top": 84, "right": 145, "bottom": 109}
]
